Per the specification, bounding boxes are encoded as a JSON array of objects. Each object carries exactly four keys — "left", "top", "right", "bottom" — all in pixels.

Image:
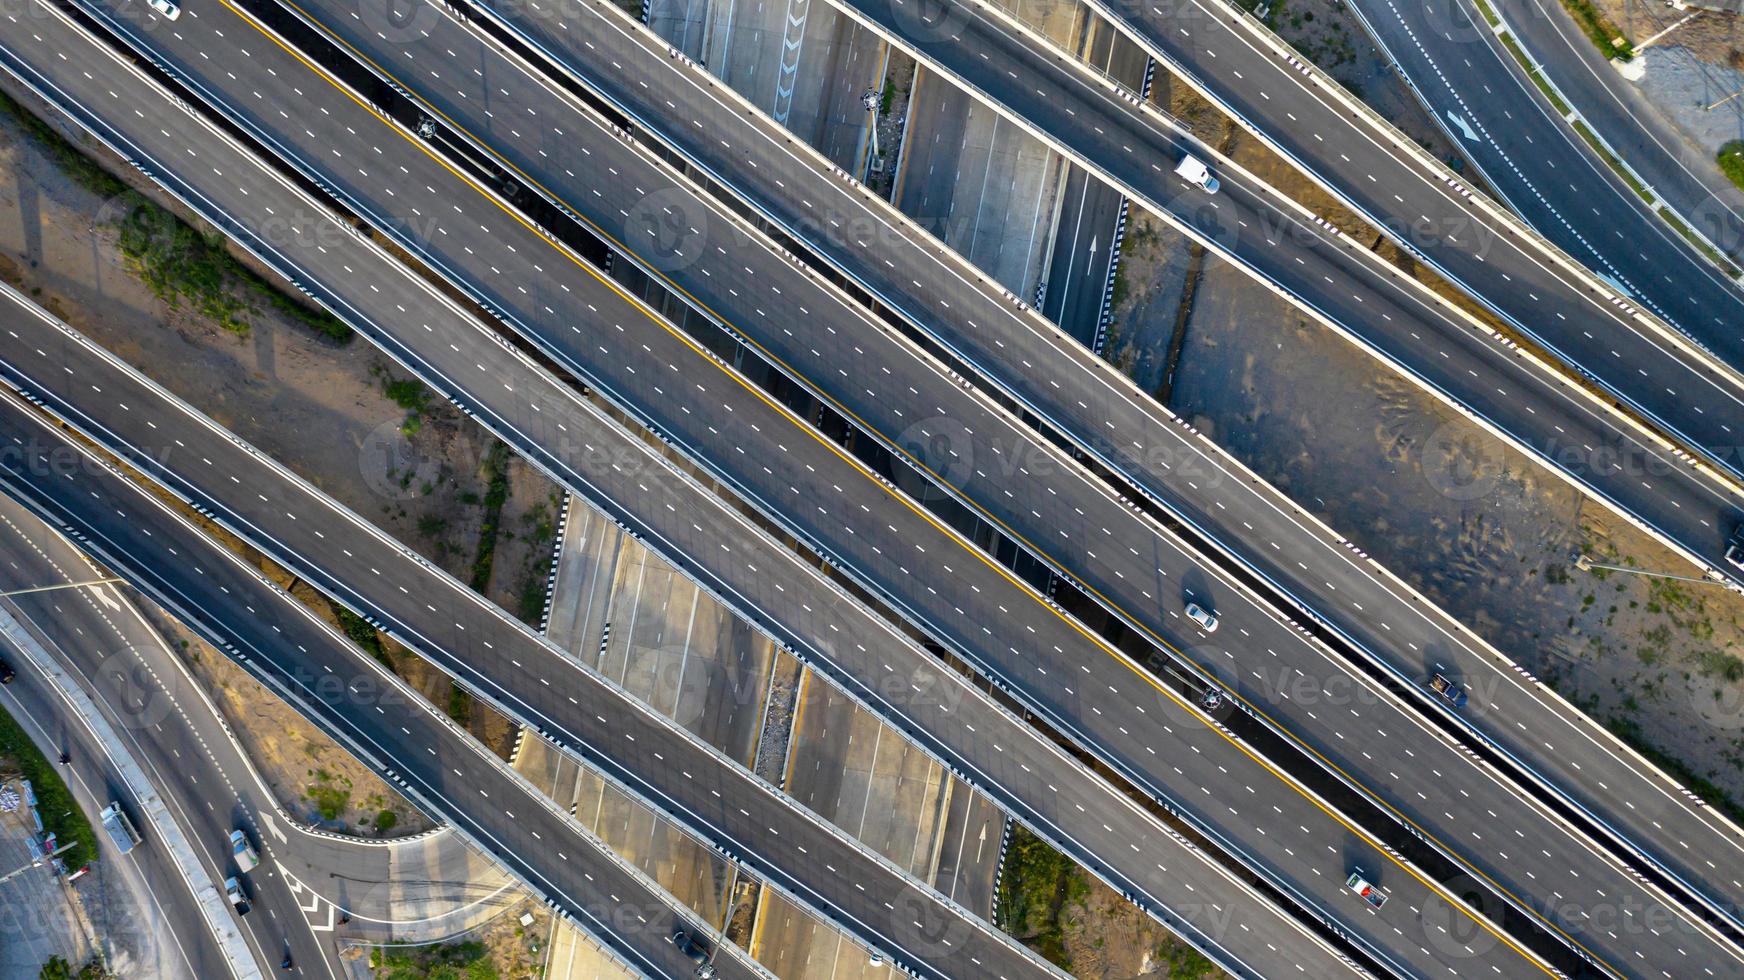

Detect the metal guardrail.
[
  {"left": 0, "top": 603, "right": 262, "bottom": 980},
  {"left": 4, "top": 8, "right": 1373, "bottom": 976}
]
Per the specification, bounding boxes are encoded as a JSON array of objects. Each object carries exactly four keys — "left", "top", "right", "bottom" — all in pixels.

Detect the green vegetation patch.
[
  {"left": 1720, "top": 141, "right": 1744, "bottom": 194},
  {"left": 513, "top": 500, "right": 557, "bottom": 624},
  {"left": 1158, "top": 942, "right": 1219, "bottom": 979},
  {"left": 468, "top": 440, "right": 514, "bottom": 593},
  {"left": 307, "top": 769, "right": 352, "bottom": 821},
  {"left": 38, "top": 955, "right": 105, "bottom": 980},
  {"left": 0, "top": 702, "right": 98, "bottom": 870},
  {"left": 1557, "top": 0, "right": 1634, "bottom": 60},
  {"left": 115, "top": 202, "right": 251, "bottom": 334},
  {"left": 329, "top": 601, "right": 396, "bottom": 673},
  {"left": 371, "top": 939, "right": 498, "bottom": 980},
  {"left": 0, "top": 88, "right": 353, "bottom": 343},
  {"left": 375, "top": 366, "right": 435, "bottom": 435},
  {"left": 995, "top": 824, "right": 1089, "bottom": 969},
  {"left": 445, "top": 681, "right": 473, "bottom": 728},
  {"left": 0, "top": 90, "right": 126, "bottom": 199}
]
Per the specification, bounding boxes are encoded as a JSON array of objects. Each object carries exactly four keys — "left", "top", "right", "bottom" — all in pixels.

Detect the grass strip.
[
  {"left": 1498, "top": 31, "right": 1572, "bottom": 116},
  {"left": 995, "top": 823, "right": 1088, "bottom": 969},
  {"left": 1571, "top": 119, "right": 1652, "bottom": 202},
  {"left": 371, "top": 939, "right": 498, "bottom": 980},
  {"left": 1657, "top": 206, "right": 1741, "bottom": 276},
  {"left": 1488, "top": 38, "right": 1739, "bottom": 275},
  {"left": 1720, "top": 141, "right": 1744, "bottom": 194},
  {"left": 0, "top": 701, "right": 99, "bottom": 870},
  {"left": 468, "top": 440, "right": 513, "bottom": 594},
  {"left": 1557, "top": 0, "right": 1634, "bottom": 61}
]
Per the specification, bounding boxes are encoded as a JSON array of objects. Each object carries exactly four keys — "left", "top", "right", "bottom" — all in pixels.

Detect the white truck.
[
  {"left": 99, "top": 802, "right": 141, "bottom": 855},
  {"left": 1175, "top": 154, "right": 1220, "bottom": 194},
  {"left": 1346, "top": 870, "right": 1388, "bottom": 910}
]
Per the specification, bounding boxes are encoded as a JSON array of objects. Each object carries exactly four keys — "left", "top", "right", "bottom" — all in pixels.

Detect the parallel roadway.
[{"left": 0, "top": 11, "right": 1353, "bottom": 976}]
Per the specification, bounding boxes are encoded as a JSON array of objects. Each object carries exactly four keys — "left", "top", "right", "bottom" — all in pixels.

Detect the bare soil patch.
[
  {"left": 996, "top": 825, "right": 1223, "bottom": 978},
  {"left": 368, "top": 896, "right": 550, "bottom": 978},
  {"left": 1170, "top": 253, "right": 1744, "bottom": 814},
  {"left": 0, "top": 73, "right": 556, "bottom": 808}
]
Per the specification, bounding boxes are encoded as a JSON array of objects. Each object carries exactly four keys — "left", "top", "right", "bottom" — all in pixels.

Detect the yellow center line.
[{"left": 228, "top": 2, "right": 1562, "bottom": 970}]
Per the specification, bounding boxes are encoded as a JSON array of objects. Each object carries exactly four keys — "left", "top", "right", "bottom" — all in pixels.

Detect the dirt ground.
[
  {"left": 1088, "top": 0, "right": 1744, "bottom": 813},
  {"left": 1264, "top": 0, "right": 1470, "bottom": 166},
  {"left": 1598, "top": 0, "right": 1742, "bottom": 67},
  {"left": 1169, "top": 251, "right": 1744, "bottom": 811},
  {"left": 1054, "top": 887, "right": 1221, "bottom": 980},
  {"left": 142, "top": 605, "right": 434, "bottom": 837},
  {"left": 1104, "top": 4, "right": 1483, "bottom": 400},
  {"left": 1101, "top": 212, "right": 1193, "bottom": 391},
  {"left": 870, "top": 52, "right": 917, "bottom": 198},
  {"left": 997, "top": 825, "right": 1221, "bottom": 979},
  {"left": 0, "top": 79, "right": 555, "bottom": 807},
  {"left": 368, "top": 896, "right": 550, "bottom": 978}
]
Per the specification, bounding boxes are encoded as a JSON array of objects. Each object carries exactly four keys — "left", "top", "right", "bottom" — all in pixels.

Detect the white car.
[
  {"left": 224, "top": 876, "right": 251, "bottom": 916},
  {"left": 1184, "top": 601, "right": 1218, "bottom": 633},
  {"left": 229, "top": 829, "right": 260, "bottom": 873},
  {"left": 146, "top": 0, "right": 181, "bottom": 20}
]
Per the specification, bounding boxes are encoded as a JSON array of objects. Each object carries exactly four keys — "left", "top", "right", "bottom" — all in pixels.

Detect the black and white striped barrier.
[
  {"left": 537, "top": 491, "right": 575, "bottom": 636},
  {"left": 1091, "top": 199, "right": 1131, "bottom": 356},
  {"left": 988, "top": 815, "right": 1017, "bottom": 922}
]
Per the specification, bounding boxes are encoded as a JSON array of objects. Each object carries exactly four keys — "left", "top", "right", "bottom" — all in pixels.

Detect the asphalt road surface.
[
  {"left": 0, "top": 18, "right": 1338, "bottom": 976},
  {"left": 0, "top": 11, "right": 1360, "bottom": 969},
  {"left": 0, "top": 497, "right": 333, "bottom": 979},
  {"left": 1065, "top": 0, "right": 1744, "bottom": 485},
  {"left": 0, "top": 391, "right": 786, "bottom": 980},
  {"left": 54, "top": 2, "right": 1563, "bottom": 974},
  {"left": 64, "top": 0, "right": 1744, "bottom": 962},
  {"left": 438, "top": 2, "right": 1744, "bottom": 921},
  {"left": 1348, "top": 0, "right": 1744, "bottom": 373},
  {"left": 1492, "top": 0, "right": 1744, "bottom": 268},
  {"left": 271, "top": 0, "right": 1744, "bottom": 964},
  {"left": 0, "top": 296, "right": 1049, "bottom": 980},
  {"left": 0, "top": 639, "right": 229, "bottom": 980}
]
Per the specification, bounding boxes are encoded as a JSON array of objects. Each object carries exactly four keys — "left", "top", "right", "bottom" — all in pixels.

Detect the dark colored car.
[
  {"left": 671, "top": 928, "right": 717, "bottom": 979},
  {"left": 1429, "top": 672, "right": 1469, "bottom": 709}
]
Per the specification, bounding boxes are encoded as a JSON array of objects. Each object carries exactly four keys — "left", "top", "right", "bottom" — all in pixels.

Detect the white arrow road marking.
[{"left": 1445, "top": 110, "right": 1480, "bottom": 143}]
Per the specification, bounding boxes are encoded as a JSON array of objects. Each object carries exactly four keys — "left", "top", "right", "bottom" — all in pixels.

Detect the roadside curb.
[{"left": 0, "top": 603, "right": 261, "bottom": 980}]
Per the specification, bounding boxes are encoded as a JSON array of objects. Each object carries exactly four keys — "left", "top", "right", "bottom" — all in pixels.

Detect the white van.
[{"left": 1175, "top": 154, "right": 1220, "bottom": 194}]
